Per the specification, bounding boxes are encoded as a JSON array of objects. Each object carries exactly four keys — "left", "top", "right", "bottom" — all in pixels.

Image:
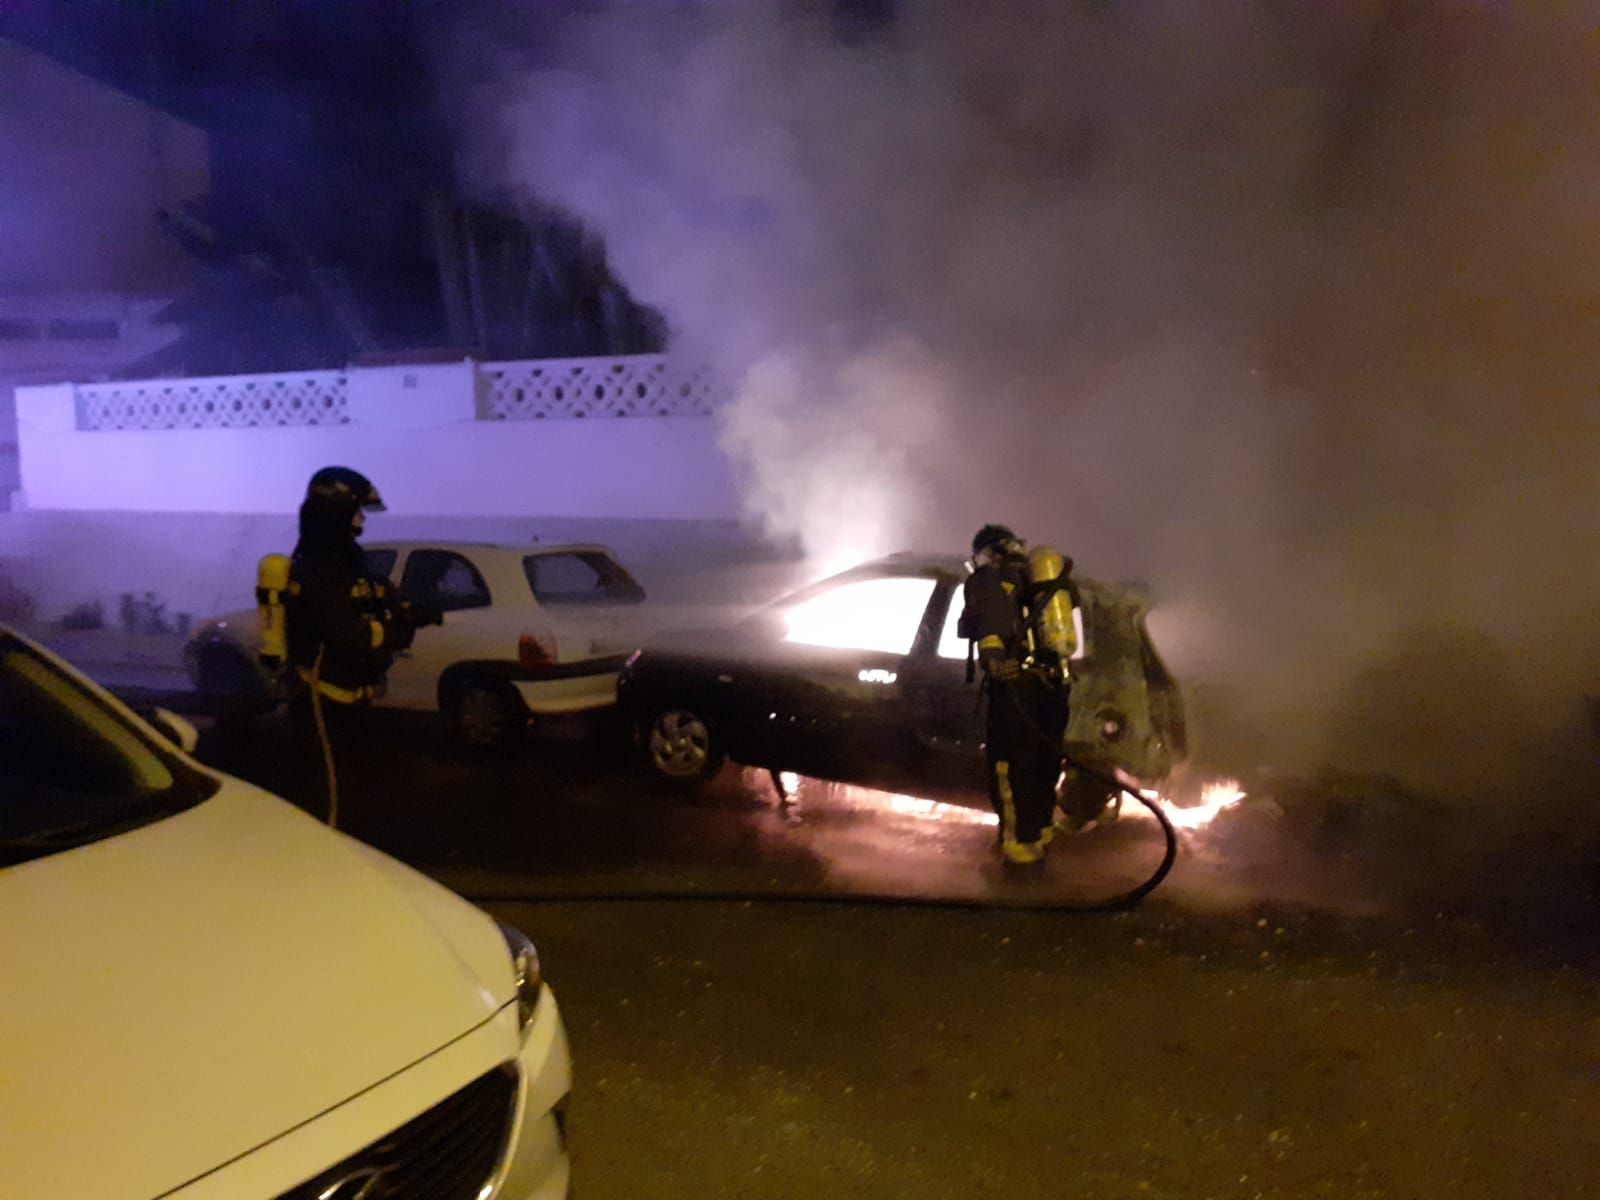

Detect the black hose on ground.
[{"left": 464, "top": 757, "right": 1178, "bottom": 915}]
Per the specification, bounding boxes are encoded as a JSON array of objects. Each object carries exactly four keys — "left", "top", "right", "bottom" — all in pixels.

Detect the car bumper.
[
  {"left": 495, "top": 985, "right": 574, "bottom": 1200},
  {"left": 512, "top": 670, "right": 620, "bottom": 715},
  {"left": 167, "top": 988, "right": 571, "bottom": 1199}
]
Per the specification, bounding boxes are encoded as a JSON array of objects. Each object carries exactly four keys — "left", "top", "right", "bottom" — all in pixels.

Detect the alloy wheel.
[{"left": 648, "top": 710, "right": 712, "bottom": 778}]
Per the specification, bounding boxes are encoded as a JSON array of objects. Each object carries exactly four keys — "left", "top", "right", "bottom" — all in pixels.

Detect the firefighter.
[
  {"left": 279, "top": 466, "right": 435, "bottom": 824},
  {"left": 963, "top": 523, "right": 1073, "bottom": 864}
]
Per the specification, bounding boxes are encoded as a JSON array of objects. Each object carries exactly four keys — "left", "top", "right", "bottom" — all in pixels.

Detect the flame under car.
[{"left": 616, "top": 553, "right": 1187, "bottom": 808}]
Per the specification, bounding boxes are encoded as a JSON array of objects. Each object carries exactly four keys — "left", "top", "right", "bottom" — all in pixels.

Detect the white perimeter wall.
[
  {"left": 15, "top": 363, "right": 741, "bottom": 519},
  {"left": 5, "top": 360, "right": 770, "bottom": 621}
]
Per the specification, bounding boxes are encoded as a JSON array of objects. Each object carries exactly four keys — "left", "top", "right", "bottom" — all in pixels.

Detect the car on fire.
[
  {"left": 0, "top": 626, "right": 571, "bottom": 1199},
  {"left": 617, "top": 552, "right": 1187, "bottom": 813},
  {"left": 185, "top": 540, "right": 649, "bottom": 748}
]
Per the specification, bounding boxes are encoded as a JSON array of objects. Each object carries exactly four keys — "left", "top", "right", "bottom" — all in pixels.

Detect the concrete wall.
[
  {"left": 0, "top": 39, "right": 209, "bottom": 507},
  {"left": 6, "top": 357, "right": 769, "bottom": 621},
  {"left": 0, "top": 39, "right": 209, "bottom": 295},
  {"left": 16, "top": 368, "right": 740, "bottom": 519}
]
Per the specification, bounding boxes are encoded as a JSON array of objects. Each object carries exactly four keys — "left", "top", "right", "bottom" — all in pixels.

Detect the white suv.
[
  {"left": 0, "top": 627, "right": 572, "bottom": 1198},
  {"left": 187, "top": 541, "right": 651, "bottom": 748}
]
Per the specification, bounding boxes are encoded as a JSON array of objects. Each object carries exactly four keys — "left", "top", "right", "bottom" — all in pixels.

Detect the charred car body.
[{"left": 617, "top": 553, "right": 1187, "bottom": 809}]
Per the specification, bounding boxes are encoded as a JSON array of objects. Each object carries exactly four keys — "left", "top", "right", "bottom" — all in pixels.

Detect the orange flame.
[
  {"left": 770, "top": 771, "right": 1245, "bottom": 833},
  {"left": 1133, "top": 778, "right": 1246, "bottom": 831}
]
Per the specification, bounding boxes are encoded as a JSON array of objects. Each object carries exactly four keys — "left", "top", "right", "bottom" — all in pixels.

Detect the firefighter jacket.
[
  {"left": 962, "top": 557, "right": 1030, "bottom": 675},
  {"left": 285, "top": 499, "right": 411, "bottom": 702}
]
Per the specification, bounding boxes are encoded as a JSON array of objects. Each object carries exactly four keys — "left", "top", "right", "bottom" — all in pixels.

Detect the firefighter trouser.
[
  {"left": 984, "top": 675, "right": 1070, "bottom": 845},
  {"left": 287, "top": 692, "right": 377, "bottom": 823}
]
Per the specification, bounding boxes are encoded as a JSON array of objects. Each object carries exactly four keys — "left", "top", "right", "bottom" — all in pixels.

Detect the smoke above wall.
[{"left": 443, "top": 1, "right": 1600, "bottom": 802}]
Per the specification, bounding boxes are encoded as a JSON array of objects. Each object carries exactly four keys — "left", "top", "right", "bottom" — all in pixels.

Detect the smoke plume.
[{"left": 444, "top": 2, "right": 1600, "bottom": 804}]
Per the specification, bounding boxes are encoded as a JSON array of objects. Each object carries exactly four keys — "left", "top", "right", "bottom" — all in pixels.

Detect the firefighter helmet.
[
  {"left": 971, "top": 523, "right": 1022, "bottom": 557},
  {"left": 306, "top": 466, "right": 386, "bottom": 513}
]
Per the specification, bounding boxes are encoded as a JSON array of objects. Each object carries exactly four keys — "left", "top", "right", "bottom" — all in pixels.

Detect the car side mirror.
[{"left": 150, "top": 707, "right": 200, "bottom": 755}]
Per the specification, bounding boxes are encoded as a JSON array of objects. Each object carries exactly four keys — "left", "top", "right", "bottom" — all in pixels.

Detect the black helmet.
[
  {"left": 306, "top": 466, "right": 386, "bottom": 513},
  {"left": 971, "top": 523, "right": 1020, "bottom": 556}
]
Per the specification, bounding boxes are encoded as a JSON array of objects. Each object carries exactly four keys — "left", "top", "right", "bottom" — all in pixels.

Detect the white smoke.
[{"left": 444, "top": 1, "right": 1600, "bottom": 802}]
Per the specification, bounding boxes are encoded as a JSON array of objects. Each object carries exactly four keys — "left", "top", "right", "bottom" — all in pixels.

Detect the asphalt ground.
[{"left": 172, "top": 704, "right": 1600, "bottom": 1199}]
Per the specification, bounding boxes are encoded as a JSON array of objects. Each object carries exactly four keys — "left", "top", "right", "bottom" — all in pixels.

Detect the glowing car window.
[
  {"left": 937, "top": 595, "right": 970, "bottom": 660},
  {"left": 937, "top": 592, "right": 1087, "bottom": 660},
  {"left": 783, "top": 576, "right": 937, "bottom": 656}
]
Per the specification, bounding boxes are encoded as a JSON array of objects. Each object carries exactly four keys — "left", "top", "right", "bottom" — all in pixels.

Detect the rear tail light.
[{"left": 518, "top": 632, "right": 558, "bottom": 668}]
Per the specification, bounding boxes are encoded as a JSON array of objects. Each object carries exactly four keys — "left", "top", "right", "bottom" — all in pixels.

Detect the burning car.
[{"left": 617, "top": 552, "right": 1187, "bottom": 811}]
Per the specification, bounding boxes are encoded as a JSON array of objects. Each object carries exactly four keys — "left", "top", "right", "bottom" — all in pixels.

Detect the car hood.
[
  {"left": 627, "top": 622, "right": 790, "bottom": 666},
  {"left": 0, "top": 781, "right": 512, "bottom": 1200}
]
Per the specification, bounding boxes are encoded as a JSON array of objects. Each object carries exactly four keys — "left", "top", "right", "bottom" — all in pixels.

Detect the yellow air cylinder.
[
  {"left": 1027, "top": 544, "right": 1077, "bottom": 671},
  {"left": 255, "top": 553, "right": 292, "bottom": 669}
]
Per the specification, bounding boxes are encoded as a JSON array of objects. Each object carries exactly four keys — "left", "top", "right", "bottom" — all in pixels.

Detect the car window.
[
  {"left": 0, "top": 638, "right": 212, "bottom": 866},
  {"left": 937, "top": 591, "right": 1086, "bottom": 660},
  {"left": 524, "top": 552, "right": 647, "bottom": 605},
  {"left": 783, "top": 576, "right": 937, "bottom": 656},
  {"left": 401, "top": 550, "right": 492, "bottom": 612},
  {"left": 363, "top": 548, "right": 398, "bottom": 581}
]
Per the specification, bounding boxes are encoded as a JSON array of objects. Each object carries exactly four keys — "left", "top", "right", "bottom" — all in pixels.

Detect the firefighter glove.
[
  {"left": 399, "top": 599, "right": 445, "bottom": 627},
  {"left": 382, "top": 616, "right": 417, "bottom": 652}
]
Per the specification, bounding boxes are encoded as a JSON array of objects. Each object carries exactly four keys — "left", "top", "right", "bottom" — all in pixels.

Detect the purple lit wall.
[
  {"left": 14, "top": 365, "right": 740, "bottom": 520},
  {"left": 8, "top": 362, "right": 750, "bottom": 620}
]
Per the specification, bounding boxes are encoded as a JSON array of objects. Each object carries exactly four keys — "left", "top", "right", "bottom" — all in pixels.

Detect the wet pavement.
[
  {"left": 192, "top": 706, "right": 1600, "bottom": 940},
  {"left": 175, "top": 705, "right": 1600, "bottom": 1199}
]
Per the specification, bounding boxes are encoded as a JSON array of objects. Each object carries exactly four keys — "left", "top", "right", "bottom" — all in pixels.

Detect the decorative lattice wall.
[
  {"left": 77, "top": 372, "right": 350, "bottom": 431},
  {"left": 480, "top": 355, "right": 719, "bottom": 420},
  {"left": 71, "top": 356, "right": 720, "bottom": 432}
]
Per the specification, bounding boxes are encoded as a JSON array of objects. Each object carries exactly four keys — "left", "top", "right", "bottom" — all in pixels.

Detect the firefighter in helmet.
[
  {"left": 270, "top": 467, "right": 436, "bottom": 822},
  {"left": 962, "top": 523, "right": 1077, "bottom": 864}
]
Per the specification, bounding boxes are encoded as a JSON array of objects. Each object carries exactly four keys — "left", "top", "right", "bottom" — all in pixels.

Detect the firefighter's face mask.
[{"left": 975, "top": 538, "right": 1025, "bottom": 569}]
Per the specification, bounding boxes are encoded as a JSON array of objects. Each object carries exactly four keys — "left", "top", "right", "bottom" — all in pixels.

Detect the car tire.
[
  {"left": 1059, "top": 768, "right": 1119, "bottom": 828},
  {"left": 444, "top": 677, "right": 527, "bottom": 753},
  {"left": 640, "top": 706, "right": 725, "bottom": 785},
  {"left": 194, "top": 640, "right": 269, "bottom": 722}
]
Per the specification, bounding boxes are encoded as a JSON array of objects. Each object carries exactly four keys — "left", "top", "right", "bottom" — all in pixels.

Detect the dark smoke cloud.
[{"left": 443, "top": 1, "right": 1600, "bottom": 804}]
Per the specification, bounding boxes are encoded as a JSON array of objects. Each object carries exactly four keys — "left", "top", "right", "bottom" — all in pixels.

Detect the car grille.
[{"left": 280, "top": 1063, "right": 519, "bottom": 1200}]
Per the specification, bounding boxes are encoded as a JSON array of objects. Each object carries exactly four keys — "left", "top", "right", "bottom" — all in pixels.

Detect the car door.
[
  {"left": 381, "top": 548, "right": 498, "bottom": 710},
  {"left": 745, "top": 572, "right": 939, "bottom": 787},
  {"left": 897, "top": 577, "right": 988, "bottom": 793},
  {"left": 520, "top": 550, "right": 646, "bottom": 659}
]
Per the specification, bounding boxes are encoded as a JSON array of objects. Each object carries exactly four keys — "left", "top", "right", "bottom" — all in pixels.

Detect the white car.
[
  {"left": 0, "top": 627, "right": 572, "bottom": 1198},
  {"left": 187, "top": 540, "right": 651, "bottom": 748}
]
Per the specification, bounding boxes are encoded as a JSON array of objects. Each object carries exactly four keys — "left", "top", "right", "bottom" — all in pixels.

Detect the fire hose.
[
  {"left": 987, "top": 674, "right": 1179, "bottom": 909},
  {"left": 309, "top": 650, "right": 340, "bottom": 830}
]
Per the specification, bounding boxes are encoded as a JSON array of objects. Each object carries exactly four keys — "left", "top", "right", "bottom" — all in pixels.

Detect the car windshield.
[{"left": 0, "top": 636, "right": 215, "bottom": 867}]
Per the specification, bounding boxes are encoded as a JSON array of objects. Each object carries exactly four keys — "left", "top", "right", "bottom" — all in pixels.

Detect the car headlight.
[{"left": 497, "top": 920, "right": 543, "bottom": 1031}]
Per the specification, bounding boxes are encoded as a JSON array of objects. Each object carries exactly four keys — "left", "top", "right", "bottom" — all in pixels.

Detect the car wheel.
[
  {"left": 446, "top": 679, "right": 526, "bottom": 752},
  {"left": 642, "top": 707, "right": 724, "bottom": 783},
  {"left": 1059, "top": 768, "right": 1119, "bottom": 828},
  {"left": 195, "top": 641, "right": 268, "bottom": 721}
]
